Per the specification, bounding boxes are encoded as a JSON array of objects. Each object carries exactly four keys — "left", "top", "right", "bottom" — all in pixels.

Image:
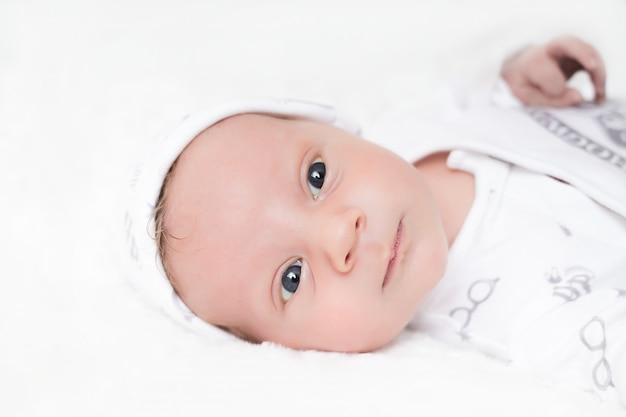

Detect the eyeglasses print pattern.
[
  {"left": 449, "top": 277, "right": 500, "bottom": 340},
  {"left": 579, "top": 316, "right": 615, "bottom": 391}
]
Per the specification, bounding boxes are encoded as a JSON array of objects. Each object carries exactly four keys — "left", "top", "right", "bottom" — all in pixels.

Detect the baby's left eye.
[
  {"left": 281, "top": 260, "right": 302, "bottom": 302},
  {"left": 307, "top": 157, "right": 326, "bottom": 199}
]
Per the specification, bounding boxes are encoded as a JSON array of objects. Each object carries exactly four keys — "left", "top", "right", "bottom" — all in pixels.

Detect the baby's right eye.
[
  {"left": 281, "top": 260, "right": 302, "bottom": 302},
  {"left": 307, "top": 157, "right": 326, "bottom": 199}
]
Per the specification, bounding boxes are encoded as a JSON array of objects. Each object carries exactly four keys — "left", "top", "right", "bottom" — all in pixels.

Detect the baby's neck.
[{"left": 413, "top": 152, "right": 475, "bottom": 247}]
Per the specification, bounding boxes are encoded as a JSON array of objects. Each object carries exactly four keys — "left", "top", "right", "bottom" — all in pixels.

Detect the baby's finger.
[
  {"left": 590, "top": 60, "right": 607, "bottom": 103},
  {"left": 546, "top": 36, "right": 606, "bottom": 102},
  {"left": 547, "top": 35, "right": 600, "bottom": 73},
  {"left": 518, "top": 86, "right": 584, "bottom": 108},
  {"left": 527, "top": 55, "right": 568, "bottom": 98}
]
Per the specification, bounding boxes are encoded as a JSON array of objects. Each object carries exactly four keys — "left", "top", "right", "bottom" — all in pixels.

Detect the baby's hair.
[{"left": 152, "top": 158, "right": 180, "bottom": 293}]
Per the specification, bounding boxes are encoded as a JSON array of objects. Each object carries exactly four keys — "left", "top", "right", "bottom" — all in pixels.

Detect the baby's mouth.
[{"left": 383, "top": 221, "right": 403, "bottom": 288}]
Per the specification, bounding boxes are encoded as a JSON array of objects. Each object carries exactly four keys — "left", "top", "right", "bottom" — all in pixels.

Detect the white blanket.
[{"left": 2, "top": 1, "right": 625, "bottom": 415}]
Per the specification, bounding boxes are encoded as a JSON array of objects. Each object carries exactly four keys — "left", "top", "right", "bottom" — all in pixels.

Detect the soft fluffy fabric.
[{"left": 2, "top": 1, "right": 625, "bottom": 416}]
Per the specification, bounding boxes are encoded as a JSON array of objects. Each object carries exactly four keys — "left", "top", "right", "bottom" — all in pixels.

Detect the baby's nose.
[{"left": 318, "top": 207, "right": 365, "bottom": 273}]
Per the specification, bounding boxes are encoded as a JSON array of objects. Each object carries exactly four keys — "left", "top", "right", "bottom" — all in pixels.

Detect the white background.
[{"left": 1, "top": 1, "right": 625, "bottom": 416}]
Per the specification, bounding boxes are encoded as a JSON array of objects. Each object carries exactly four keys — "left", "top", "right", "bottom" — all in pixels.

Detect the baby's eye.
[
  {"left": 281, "top": 260, "right": 302, "bottom": 302},
  {"left": 307, "top": 158, "right": 326, "bottom": 199}
]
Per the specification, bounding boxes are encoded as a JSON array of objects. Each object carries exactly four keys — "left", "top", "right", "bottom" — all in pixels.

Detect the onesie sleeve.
[{"left": 490, "top": 77, "right": 524, "bottom": 109}]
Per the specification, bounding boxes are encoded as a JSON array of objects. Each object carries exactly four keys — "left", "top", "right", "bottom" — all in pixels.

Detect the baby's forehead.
[
  {"left": 205, "top": 112, "right": 302, "bottom": 132},
  {"left": 167, "top": 113, "right": 305, "bottom": 210},
  {"left": 175, "top": 114, "right": 261, "bottom": 162},
  {"left": 178, "top": 113, "right": 317, "bottom": 161}
]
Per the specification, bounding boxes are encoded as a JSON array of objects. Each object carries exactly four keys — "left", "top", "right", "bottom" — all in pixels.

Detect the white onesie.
[
  {"left": 369, "top": 82, "right": 626, "bottom": 406},
  {"left": 413, "top": 149, "right": 626, "bottom": 406}
]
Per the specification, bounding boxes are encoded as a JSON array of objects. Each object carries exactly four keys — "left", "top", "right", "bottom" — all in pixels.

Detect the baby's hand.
[{"left": 501, "top": 35, "right": 606, "bottom": 107}]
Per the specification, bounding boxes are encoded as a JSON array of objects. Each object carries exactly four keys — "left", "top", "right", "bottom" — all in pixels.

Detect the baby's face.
[{"left": 164, "top": 114, "right": 448, "bottom": 352}]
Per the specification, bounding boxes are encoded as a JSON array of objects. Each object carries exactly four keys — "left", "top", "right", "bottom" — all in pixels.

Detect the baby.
[{"left": 125, "top": 35, "right": 625, "bottom": 405}]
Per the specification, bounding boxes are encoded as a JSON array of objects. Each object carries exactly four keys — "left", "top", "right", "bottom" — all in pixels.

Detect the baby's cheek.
[{"left": 316, "top": 301, "right": 393, "bottom": 352}]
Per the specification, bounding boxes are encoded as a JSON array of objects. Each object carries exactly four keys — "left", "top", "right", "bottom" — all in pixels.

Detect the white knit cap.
[{"left": 124, "top": 98, "right": 361, "bottom": 338}]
